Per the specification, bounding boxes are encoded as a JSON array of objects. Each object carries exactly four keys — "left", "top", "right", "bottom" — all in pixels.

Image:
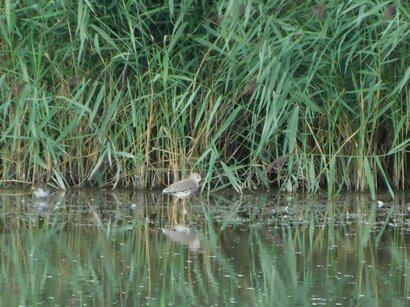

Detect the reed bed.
[{"left": 0, "top": 0, "right": 409, "bottom": 194}]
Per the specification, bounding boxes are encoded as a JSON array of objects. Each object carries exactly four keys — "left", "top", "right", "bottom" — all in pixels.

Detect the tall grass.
[{"left": 0, "top": 0, "right": 409, "bottom": 194}]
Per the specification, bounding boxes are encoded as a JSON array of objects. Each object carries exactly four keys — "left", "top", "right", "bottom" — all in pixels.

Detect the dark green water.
[{"left": 0, "top": 189, "right": 409, "bottom": 306}]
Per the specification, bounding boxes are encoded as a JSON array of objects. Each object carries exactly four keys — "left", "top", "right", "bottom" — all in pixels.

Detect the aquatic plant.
[{"left": 0, "top": 0, "right": 409, "bottom": 196}]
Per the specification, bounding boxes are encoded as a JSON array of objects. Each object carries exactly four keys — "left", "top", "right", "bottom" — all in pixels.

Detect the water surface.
[{"left": 0, "top": 189, "right": 409, "bottom": 306}]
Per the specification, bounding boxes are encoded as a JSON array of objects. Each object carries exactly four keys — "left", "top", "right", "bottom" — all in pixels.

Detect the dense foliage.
[{"left": 0, "top": 0, "right": 409, "bottom": 196}]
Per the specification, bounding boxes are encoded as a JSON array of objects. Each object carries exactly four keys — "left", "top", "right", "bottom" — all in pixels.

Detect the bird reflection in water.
[{"left": 162, "top": 225, "right": 201, "bottom": 252}]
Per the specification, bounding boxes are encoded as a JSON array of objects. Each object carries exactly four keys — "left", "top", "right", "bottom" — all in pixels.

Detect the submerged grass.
[{"left": 0, "top": 1, "right": 409, "bottom": 195}]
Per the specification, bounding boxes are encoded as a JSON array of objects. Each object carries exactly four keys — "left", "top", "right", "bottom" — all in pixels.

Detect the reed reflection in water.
[{"left": 0, "top": 189, "right": 408, "bottom": 306}]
